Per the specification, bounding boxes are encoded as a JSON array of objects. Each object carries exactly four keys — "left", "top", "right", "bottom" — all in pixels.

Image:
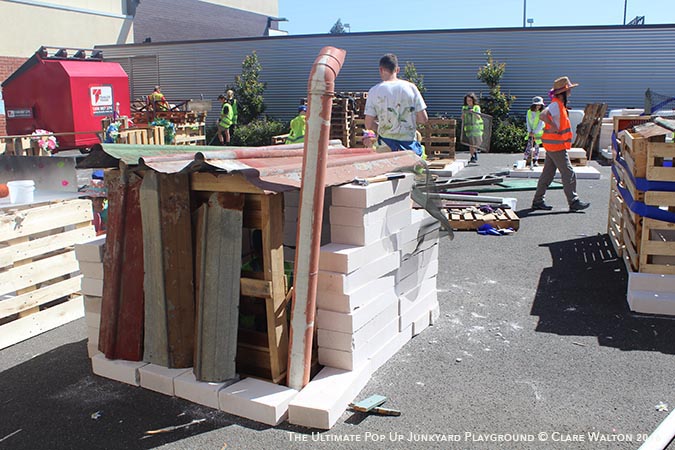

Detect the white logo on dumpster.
[{"left": 90, "top": 85, "right": 113, "bottom": 115}]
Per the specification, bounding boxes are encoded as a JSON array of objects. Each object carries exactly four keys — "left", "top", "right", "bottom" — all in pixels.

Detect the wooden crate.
[
  {"left": 0, "top": 198, "right": 95, "bottom": 349},
  {"left": 174, "top": 122, "right": 206, "bottom": 146},
  {"left": 607, "top": 174, "right": 624, "bottom": 257},
  {"left": 420, "top": 118, "right": 457, "bottom": 160},
  {"left": 623, "top": 215, "right": 675, "bottom": 275},
  {"left": 613, "top": 115, "right": 652, "bottom": 134},
  {"left": 447, "top": 208, "right": 519, "bottom": 231},
  {"left": 621, "top": 131, "right": 675, "bottom": 180}
]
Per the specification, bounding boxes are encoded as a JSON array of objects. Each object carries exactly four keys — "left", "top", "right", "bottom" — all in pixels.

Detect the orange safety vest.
[{"left": 541, "top": 97, "right": 572, "bottom": 152}]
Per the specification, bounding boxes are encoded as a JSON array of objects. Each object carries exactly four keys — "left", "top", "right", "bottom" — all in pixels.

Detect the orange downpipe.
[{"left": 288, "top": 46, "right": 346, "bottom": 390}]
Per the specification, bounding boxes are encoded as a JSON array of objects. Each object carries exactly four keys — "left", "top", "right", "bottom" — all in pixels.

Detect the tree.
[
  {"left": 402, "top": 61, "right": 426, "bottom": 95},
  {"left": 330, "top": 19, "right": 346, "bottom": 34},
  {"left": 230, "top": 51, "right": 266, "bottom": 124},
  {"left": 476, "top": 50, "right": 515, "bottom": 121}
]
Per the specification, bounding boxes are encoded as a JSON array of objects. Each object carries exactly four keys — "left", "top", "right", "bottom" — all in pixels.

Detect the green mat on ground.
[{"left": 448, "top": 179, "right": 563, "bottom": 192}]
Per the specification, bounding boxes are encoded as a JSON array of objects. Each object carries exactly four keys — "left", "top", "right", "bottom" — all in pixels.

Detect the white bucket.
[{"left": 7, "top": 180, "right": 35, "bottom": 204}]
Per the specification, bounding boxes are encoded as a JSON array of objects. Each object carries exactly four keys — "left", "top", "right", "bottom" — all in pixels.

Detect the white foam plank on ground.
[
  {"left": 174, "top": 370, "right": 235, "bottom": 409},
  {"left": 317, "top": 301, "right": 399, "bottom": 352},
  {"left": 74, "top": 235, "right": 106, "bottom": 263},
  {"left": 139, "top": 364, "right": 191, "bottom": 396},
  {"left": 330, "top": 208, "right": 411, "bottom": 246},
  {"left": 412, "top": 308, "right": 432, "bottom": 336},
  {"left": 537, "top": 148, "right": 587, "bottom": 160},
  {"left": 331, "top": 174, "right": 414, "bottom": 208},
  {"left": 319, "top": 236, "right": 397, "bottom": 274},
  {"left": 627, "top": 271, "right": 675, "bottom": 293},
  {"left": 509, "top": 165, "right": 601, "bottom": 179},
  {"left": 316, "top": 288, "right": 397, "bottom": 334},
  {"left": 219, "top": 377, "right": 298, "bottom": 426},
  {"left": 329, "top": 194, "right": 411, "bottom": 227},
  {"left": 369, "top": 325, "right": 414, "bottom": 375},
  {"left": 318, "top": 251, "right": 399, "bottom": 294},
  {"left": 91, "top": 354, "right": 147, "bottom": 386},
  {"left": 87, "top": 342, "right": 102, "bottom": 358},
  {"left": 627, "top": 290, "right": 675, "bottom": 316},
  {"left": 288, "top": 363, "right": 371, "bottom": 430},
  {"left": 318, "top": 317, "right": 399, "bottom": 370},
  {"left": 395, "top": 259, "right": 439, "bottom": 296},
  {"left": 316, "top": 275, "right": 394, "bottom": 313}
]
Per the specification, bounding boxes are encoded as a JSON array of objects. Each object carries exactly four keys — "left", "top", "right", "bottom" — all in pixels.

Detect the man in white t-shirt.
[{"left": 363, "top": 53, "right": 428, "bottom": 156}]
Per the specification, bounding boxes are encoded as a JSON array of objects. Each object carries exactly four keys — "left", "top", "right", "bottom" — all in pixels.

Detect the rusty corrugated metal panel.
[{"left": 78, "top": 143, "right": 421, "bottom": 192}]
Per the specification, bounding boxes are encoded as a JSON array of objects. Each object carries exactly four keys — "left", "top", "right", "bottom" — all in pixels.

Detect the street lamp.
[
  {"left": 527, "top": 18, "right": 534, "bottom": 27},
  {"left": 344, "top": 23, "right": 351, "bottom": 33}
]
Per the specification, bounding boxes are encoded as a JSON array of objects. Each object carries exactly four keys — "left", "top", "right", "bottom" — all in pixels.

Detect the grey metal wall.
[{"left": 97, "top": 25, "right": 675, "bottom": 125}]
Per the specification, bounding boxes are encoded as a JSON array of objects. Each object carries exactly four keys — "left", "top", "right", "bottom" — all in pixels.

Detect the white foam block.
[
  {"left": 317, "top": 301, "right": 399, "bottom": 352},
  {"left": 219, "top": 377, "right": 298, "bottom": 426},
  {"left": 331, "top": 208, "right": 411, "bottom": 246},
  {"left": 74, "top": 236, "right": 106, "bottom": 263},
  {"left": 317, "top": 288, "right": 397, "bottom": 334},
  {"left": 174, "top": 371, "right": 233, "bottom": 409},
  {"left": 329, "top": 194, "right": 411, "bottom": 227},
  {"left": 85, "top": 311, "right": 101, "bottom": 329},
  {"left": 412, "top": 309, "right": 431, "bottom": 336},
  {"left": 400, "top": 290, "right": 438, "bottom": 332},
  {"left": 628, "top": 290, "right": 675, "bottom": 316},
  {"left": 318, "top": 317, "right": 399, "bottom": 370},
  {"left": 397, "top": 244, "right": 439, "bottom": 284},
  {"left": 399, "top": 277, "right": 437, "bottom": 315},
  {"left": 509, "top": 165, "right": 601, "bottom": 179},
  {"left": 288, "top": 363, "right": 371, "bottom": 430},
  {"left": 91, "top": 354, "right": 147, "bottom": 386},
  {"left": 87, "top": 342, "right": 102, "bottom": 358},
  {"left": 82, "top": 277, "right": 103, "bottom": 297},
  {"left": 396, "top": 259, "right": 438, "bottom": 296},
  {"left": 331, "top": 174, "right": 415, "bottom": 208},
  {"left": 369, "top": 325, "right": 414, "bottom": 375},
  {"left": 627, "top": 271, "right": 675, "bottom": 293},
  {"left": 537, "top": 148, "right": 587, "bottom": 160},
  {"left": 316, "top": 275, "right": 395, "bottom": 313},
  {"left": 430, "top": 302, "right": 441, "bottom": 325},
  {"left": 319, "top": 236, "right": 397, "bottom": 274},
  {"left": 397, "top": 209, "right": 440, "bottom": 244},
  {"left": 87, "top": 326, "right": 99, "bottom": 344},
  {"left": 84, "top": 296, "right": 102, "bottom": 314},
  {"left": 139, "top": 364, "right": 191, "bottom": 396},
  {"left": 80, "top": 261, "right": 104, "bottom": 280},
  {"left": 399, "top": 229, "right": 440, "bottom": 260},
  {"left": 318, "top": 251, "right": 399, "bottom": 294}
]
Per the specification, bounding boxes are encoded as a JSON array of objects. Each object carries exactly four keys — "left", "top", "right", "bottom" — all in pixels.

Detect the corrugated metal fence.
[{"left": 98, "top": 25, "right": 675, "bottom": 125}]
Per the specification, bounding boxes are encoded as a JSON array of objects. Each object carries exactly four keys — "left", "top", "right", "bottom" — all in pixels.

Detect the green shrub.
[
  {"left": 233, "top": 118, "right": 287, "bottom": 147},
  {"left": 490, "top": 118, "right": 528, "bottom": 153}
]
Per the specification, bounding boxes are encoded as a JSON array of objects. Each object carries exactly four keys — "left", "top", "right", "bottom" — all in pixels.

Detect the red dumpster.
[{"left": 2, "top": 47, "right": 130, "bottom": 151}]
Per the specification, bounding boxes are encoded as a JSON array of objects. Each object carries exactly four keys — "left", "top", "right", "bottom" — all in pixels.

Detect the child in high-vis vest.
[
  {"left": 524, "top": 96, "right": 545, "bottom": 168},
  {"left": 462, "top": 93, "right": 483, "bottom": 163},
  {"left": 285, "top": 105, "right": 307, "bottom": 144}
]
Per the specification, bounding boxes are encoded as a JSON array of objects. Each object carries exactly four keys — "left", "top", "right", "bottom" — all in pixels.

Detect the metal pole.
[
  {"left": 523, "top": 0, "right": 527, "bottom": 28},
  {"left": 623, "top": 0, "right": 627, "bottom": 25}
]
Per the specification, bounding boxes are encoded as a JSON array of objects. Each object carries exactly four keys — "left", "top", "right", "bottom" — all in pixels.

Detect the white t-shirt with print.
[{"left": 364, "top": 79, "right": 427, "bottom": 141}]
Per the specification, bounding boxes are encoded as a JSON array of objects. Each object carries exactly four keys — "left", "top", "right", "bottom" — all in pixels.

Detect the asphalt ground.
[{"left": 1, "top": 152, "right": 674, "bottom": 450}]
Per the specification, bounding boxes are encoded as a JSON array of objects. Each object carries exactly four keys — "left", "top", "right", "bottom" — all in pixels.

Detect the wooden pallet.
[
  {"left": 607, "top": 175, "right": 624, "bottom": 257},
  {"left": 0, "top": 198, "right": 95, "bottom": 349},
  {"left": 447, "top": 208, "right": 520, "bottom": 231},
  {"left": 621, "top": 131, "right": 675, "bottom": 180}
]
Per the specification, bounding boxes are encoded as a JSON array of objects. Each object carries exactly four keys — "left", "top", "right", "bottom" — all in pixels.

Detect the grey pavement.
[{"left": 1, "top": 152, "right": 674, "bottom": 450}]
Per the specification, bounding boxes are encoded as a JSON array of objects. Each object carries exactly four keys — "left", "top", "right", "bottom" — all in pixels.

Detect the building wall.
[
  {"left": 0, "top": 57, "right": 27, "bottom": 135},
  {"left": 201, "top": 0, "right": 278, "bottom": 17},
  {"left": 97, "top": 25, "right": 675, "bottom": 126}
]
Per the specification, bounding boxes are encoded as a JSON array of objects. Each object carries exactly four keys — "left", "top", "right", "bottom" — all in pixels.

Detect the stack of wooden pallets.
[{"left": 608, "top": 117, "right": 675, "bottom": 315}]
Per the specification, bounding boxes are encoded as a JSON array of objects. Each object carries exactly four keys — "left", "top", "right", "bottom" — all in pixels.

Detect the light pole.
[
  {"left": 523, "top": 0, "right": 527, "bottom": 28},
  {"left": 623, "top": 0, "right": 628, "bottom": 25},
  {"left": 344, "top": 23, "right": 351, "bottom": 33}
]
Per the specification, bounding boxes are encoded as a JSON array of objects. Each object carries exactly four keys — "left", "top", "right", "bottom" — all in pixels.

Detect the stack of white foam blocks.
[
  {"left": 74, "top": 235, "right": 106, "bottom": 358},
  {"left": 288, "top": 173, "right": 441, "bottom": 429},
  {"left": 283, "top": 188, "right": 331, "bottom": 263}
]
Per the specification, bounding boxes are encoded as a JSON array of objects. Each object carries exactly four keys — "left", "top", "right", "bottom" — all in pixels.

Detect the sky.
[{"left": 278, "top": 0, "right": 675, "bottom": 35}]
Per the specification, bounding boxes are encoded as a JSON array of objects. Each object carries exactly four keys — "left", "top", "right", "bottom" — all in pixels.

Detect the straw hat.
[
  {"left": 531, "top": 96, "right": 545, "bottom": 106},
  {"left": 551, "top": 76, "right": 579, "bottom": 95}
]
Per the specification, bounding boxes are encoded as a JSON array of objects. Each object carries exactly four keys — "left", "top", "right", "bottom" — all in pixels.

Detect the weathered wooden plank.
[
  {"left": 0, "top": 199, "right": 93, "bottom": 242},
  {"left": 0, "top": 276, "right": 82, "bottom": 319},
  {"left": 194, "top": 192, "right": 244, "bottom": 382},
  {"left": 0, "top": 250, "right": 80, "bottom": 297},
  {"left": 99, "top": 167, "right": 145, "bottom": 361},
  {"left": 141, "top": 171, "right": 194, "bottom": 368},
  {"left": 0, "top": 296, "right": 84, "bottom": 350},
  {"left": 190, "top": 173, "right": 264, "bottom": 194},
  {"left": 260, "top": 193, "right": 289, "bottom": 383},
  {"left": 0, "top": 226, "right": 96, "bottom": 269},
  {"left": 240, "top": 277, "right": 272, "bottom": 298}
]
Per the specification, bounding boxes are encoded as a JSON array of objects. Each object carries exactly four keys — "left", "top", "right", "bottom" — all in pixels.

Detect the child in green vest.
[
  {"left": 286, "top": 105, "right": 307, "bottom": 144},
  {"left": 524, "top": 96, "right": 545, "bottom": 168}
]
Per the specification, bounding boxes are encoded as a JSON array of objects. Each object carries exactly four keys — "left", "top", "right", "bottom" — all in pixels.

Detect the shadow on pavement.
[
  {"left": 0, "top": 340, "right": 269, "bottom": 450},
  {"left": 531, "top": 234, "right": 675, "bottom": 354}
]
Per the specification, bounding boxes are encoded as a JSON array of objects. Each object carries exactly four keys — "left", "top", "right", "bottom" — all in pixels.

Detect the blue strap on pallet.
[
  {"left": 612, "top": 164, "right": 675, "bottom": 224},
  {"left": 612, "top": 133, "right": 675, "bottom": 193}
]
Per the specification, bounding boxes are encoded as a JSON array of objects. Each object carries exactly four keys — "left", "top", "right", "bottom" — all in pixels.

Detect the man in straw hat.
[{"left": 531, "top": 76, "right": 590, "bottom": 212}]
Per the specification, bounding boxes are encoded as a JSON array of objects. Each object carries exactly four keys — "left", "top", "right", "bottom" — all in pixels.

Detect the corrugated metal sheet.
[
  {"left": 77, "top": 142, "right": 421, "bottom": 193},
  {"left": 97, "top": 25, "right": 675, "bottom": 124}
]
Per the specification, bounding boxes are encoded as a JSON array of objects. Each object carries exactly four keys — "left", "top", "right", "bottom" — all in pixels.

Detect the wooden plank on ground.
[
  {"left": 141, "top": 171, "right": 195, "bottom": 368},
  {"left": 194, "top": 192, "right": 244, "bottom": 382},
  {"left": 0, "top": 296, "right": 84, "bottom": 350}
]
